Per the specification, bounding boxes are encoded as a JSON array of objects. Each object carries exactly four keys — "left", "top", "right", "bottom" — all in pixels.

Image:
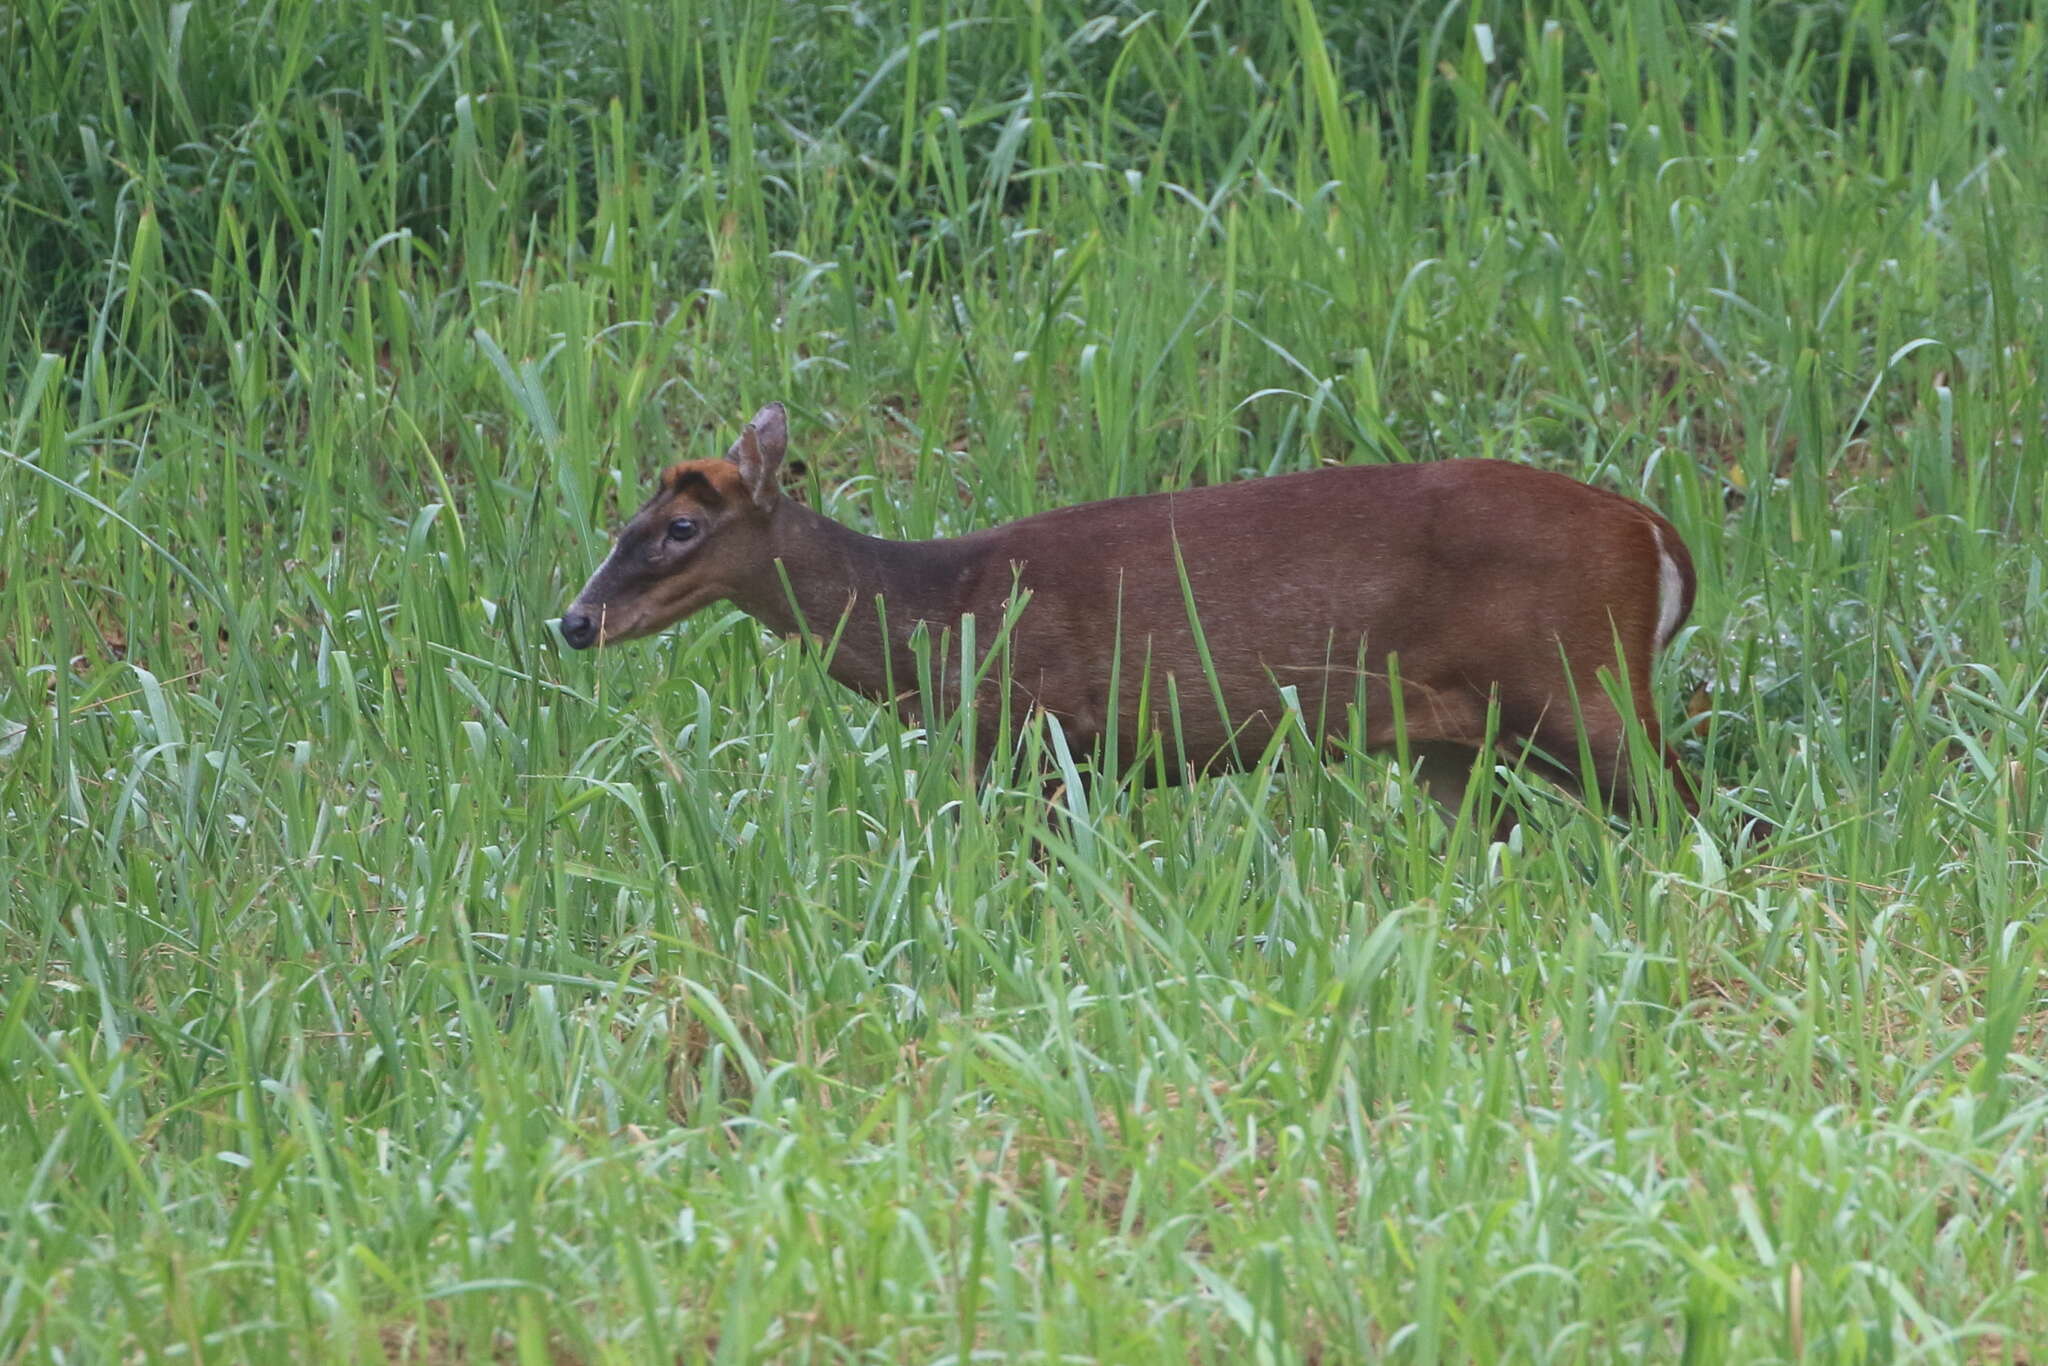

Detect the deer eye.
[{"left": 666, "top": 517, "right": 699, "bottom": 543}]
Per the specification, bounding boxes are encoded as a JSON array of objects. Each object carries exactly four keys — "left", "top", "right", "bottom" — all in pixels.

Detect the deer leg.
[
  {"left": 1410, "top": 740, "right": 1517, "bottom": 842},
  {"left": 1525, "top": 685, "right": 1696, "bottom": 825}
]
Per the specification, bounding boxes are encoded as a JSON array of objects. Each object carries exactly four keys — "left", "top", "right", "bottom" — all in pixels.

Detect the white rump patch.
[{"left": 1652, "top": 525, "right": 1685, "bottom": 649}]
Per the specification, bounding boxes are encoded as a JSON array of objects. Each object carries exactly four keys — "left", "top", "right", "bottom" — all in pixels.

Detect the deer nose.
[{"left": 559, "top": 610, "right": 598, "bottom": 649}]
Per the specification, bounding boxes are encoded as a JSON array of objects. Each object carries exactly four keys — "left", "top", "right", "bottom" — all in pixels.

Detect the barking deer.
[{"left": 561, "top": 402, "right": 1708, "bottom": 831}]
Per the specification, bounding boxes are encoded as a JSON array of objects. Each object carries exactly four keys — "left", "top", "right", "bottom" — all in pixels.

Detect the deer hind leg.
[
  {"left": 1409, "top": 740, "right": 1480, "bottom": 816},
  {"left": 1623, "top": 668, "right": 1773, "bottom": 843},
  {"left": 1521, "top": 669, "right": 1699, "bottom": 823},
  {"left": 1405, "top": 741, "right": 1515, "bottom": 841},
  {"left": 1625, "top": 668, "right": 1701, "bottom": 820},
  {"left": 1373, "top": 682, "right": 1516, "bottom": 839}
]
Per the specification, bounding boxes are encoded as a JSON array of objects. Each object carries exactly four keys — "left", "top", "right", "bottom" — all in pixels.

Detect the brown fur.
[{"left": 563, "top": 403, "right": 1703, "bottom": 824}]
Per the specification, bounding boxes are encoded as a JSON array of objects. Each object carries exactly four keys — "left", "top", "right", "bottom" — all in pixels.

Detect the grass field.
[{"left": 5, "top": 0, "right": 2048, "bottom": 1360}]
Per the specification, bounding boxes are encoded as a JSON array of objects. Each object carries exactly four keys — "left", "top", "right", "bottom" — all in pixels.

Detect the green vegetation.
[{"left": 4, "top": 0, "right": 2046, "bottom": 1359}]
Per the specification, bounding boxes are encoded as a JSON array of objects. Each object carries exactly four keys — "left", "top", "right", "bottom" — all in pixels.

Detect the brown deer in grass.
[{"left": 561, "top": 402, "right": 1710, "bottom": 832}]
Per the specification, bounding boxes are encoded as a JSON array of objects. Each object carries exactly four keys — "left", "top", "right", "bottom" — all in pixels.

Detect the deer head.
[{"left": 559, "top": 402, "right": 788, "bottom": 649}]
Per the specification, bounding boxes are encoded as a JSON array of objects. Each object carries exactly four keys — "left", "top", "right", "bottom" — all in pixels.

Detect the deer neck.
[{"left": 730, "top": 502, "right": 990, "bottom": 704}]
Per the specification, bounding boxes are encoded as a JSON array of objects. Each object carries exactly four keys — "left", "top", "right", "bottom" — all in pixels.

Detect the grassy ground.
[{"left": 4, "top": 0, "right": 2048, "bottom": 1360}]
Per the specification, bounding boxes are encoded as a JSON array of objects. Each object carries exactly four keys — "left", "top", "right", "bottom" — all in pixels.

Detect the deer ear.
[{"left": 726, "top": 402, "right": 787, "bottom": 509}]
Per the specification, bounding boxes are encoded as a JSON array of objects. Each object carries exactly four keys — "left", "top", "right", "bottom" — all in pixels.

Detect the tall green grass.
[{"left": 3, "top": 0, "right": 2047, "bottom": 1360}]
